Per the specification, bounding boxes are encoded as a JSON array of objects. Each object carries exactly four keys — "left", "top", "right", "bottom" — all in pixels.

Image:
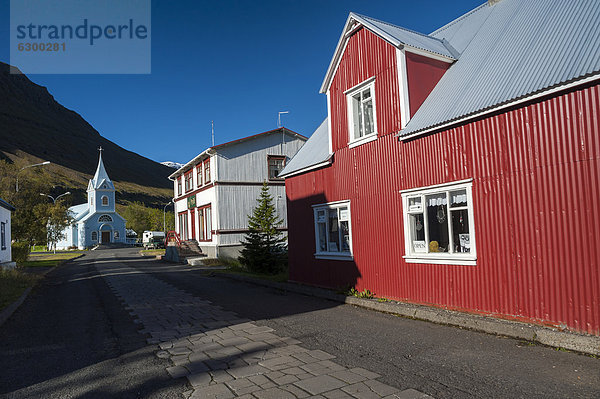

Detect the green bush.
[{"left": 11, "top": 242, "right": 30, "bottom": 264}]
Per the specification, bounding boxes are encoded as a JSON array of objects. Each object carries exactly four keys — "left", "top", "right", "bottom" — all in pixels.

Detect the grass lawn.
[
  {"left": 20, "top": 251, "right": 84, "bottom": 267},
  {"left": 140, "top": 249, "right": 165, "bottom": 256},
  {"left": 0, "top": 270, "right": 40, "bottom": 311}
]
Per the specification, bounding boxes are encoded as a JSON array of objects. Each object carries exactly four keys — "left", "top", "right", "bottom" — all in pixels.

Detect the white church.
[{"left": 56, "top": 150, "right": 127, "bottom": 249}]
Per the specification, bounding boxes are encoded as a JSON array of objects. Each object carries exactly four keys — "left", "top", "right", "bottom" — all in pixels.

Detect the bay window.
[
  {"left": 313, "top": 200, "right": 352, "bottom": 260},
  {"left": 401, "top": 180, "right": 476, "bottom": 265}
]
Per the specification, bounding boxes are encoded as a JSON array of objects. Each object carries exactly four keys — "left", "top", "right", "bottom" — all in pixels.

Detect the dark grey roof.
[
  {"left": 401, "top": 0, "right": 600, "bottom": 136},
  {"left": 0, "top": 198, "right": 15, "bottom": 211},
  {"left": 279, "top": 118, "right": 330, "bottom": 177}
]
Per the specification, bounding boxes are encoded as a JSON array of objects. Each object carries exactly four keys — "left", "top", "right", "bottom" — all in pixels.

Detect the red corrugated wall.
[
  {"left": 405, "top": 52, "right": 450, "bottom": 117},
  {"left": 286, "top": 28, "right": 600, "bottom": 335}
]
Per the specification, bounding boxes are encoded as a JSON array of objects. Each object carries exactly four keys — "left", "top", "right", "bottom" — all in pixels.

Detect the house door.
[
  {"left": 101, "top": 231, "right": 111, "bottom": 243},
  {"left": 190, "top": 208, "right": 196, "bottom": 240}
]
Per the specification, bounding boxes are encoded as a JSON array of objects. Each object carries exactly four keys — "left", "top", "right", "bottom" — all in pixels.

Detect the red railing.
[{"left": 165, "top": 231, "right": 181, "bottom": 248}]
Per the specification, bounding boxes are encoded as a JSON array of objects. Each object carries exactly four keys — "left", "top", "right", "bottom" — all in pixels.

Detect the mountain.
[
  {"left": 0, "top": 62, "right": 174, "bottom": 208},
  {"left": 161, "top": 161, "right": 184, "bottom": 169}
]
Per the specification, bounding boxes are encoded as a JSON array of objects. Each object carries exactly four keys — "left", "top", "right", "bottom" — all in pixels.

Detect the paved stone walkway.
[{"left": 97, "top": 258, "right": 432, "bottom": 399}]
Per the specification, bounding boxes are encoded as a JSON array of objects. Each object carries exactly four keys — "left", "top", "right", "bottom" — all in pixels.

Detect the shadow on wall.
[{"left": 286, "top": 192, "right": 361, "bottom": 291}]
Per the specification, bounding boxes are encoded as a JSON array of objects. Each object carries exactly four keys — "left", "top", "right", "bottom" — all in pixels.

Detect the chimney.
[{"left": 488, "top": 0, "right": 502, "bottom": 5}]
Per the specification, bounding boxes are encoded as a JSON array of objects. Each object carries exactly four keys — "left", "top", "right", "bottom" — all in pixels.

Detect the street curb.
[
  {"left": 0, "top": 253, "right": 86, "bottom": 328},
  {"left": 0, "top": 287, "right": 31, "bottom": 327},
  {"left": 215, "top": 272, "right": 600, "bottom": 356}
]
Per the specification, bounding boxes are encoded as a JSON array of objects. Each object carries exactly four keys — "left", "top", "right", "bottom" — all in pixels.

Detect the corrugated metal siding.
[
  {"left": 215, "top": 133, "right": 305, "bottom": 182},
  {"left": 403, "top": 0, "right": 600, "bottom": 136},
  {"left": 216, "top": 185, "right": 287, "bottom": 230},
  {"left": 329, "top": 28, "right": 402, "bottom": 152},
  {"left": 287, "top": 83, "right": 600, "bottom": 335}
]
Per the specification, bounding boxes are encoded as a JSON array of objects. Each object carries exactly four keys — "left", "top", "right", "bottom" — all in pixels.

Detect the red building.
[{"left": 280, "top": 0, "right": 600, "bottom": 336}]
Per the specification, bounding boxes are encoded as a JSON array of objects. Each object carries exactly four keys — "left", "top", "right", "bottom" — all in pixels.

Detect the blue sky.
[{"left": 0, "top": 0, "right": 482, "bottom": 164}]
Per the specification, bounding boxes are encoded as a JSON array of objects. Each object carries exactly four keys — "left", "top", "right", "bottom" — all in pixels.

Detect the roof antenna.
[
  {"left": 211, "top": 120, "right": 215, "bottom": 146},
  {"left": 278, "top": 111, "right": 289, "bottom": 128}
]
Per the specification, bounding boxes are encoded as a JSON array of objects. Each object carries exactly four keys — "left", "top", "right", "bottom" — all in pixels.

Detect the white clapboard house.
[
  {"left": 170, "top": 127, "right": 307, "bottom": 258},
  {"left": 0, "top": 198, "right": 15, "bottom": 269}
]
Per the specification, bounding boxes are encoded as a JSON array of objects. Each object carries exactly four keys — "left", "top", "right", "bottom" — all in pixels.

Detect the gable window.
[
  {"left": 268, "top": 156, "right": 286, "bottom": 180},
  {"left": 204, "top": 159, "right": 211, "bottom": 183},
  {"left": 401, "top": 180, "right": 476, "bottom": 265},
  {"left": 101, "top": 196, "right": 109, "bottom": 206},
  {"left": 184, "top": 171, "right": 193, "bottom": 192},
  {"left": 1, "top": 222, "right": 5, "bottom": 250},
  {"left": 98, "top": 215, "right": 113, "bottom": 222},
  {"left": 177, "top": 178, "right": 182, "bottom": 196},
  {"left": 91, "top": 231, "right": 98, "bottom": 241},
  {"left": 347, "top": 78, "right": 377, "bottom": 146},
  {"left": 197, "top": 164, "right": 203, "bottom": 187},
  {"left": 313, "top": 201, "right": 352, "bottom": 260}
]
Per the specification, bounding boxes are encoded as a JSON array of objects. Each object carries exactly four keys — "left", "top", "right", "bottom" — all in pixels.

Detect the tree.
[
  {"left": 121, "top": 201, "right": 174, "bottom": 235},
  {"left": 36, "top": 202, "right": 74, "bottom": 253},
  {"left": 239, "top": 182, "right": 287, "bottom": 274},
  {"left": 0, "top": 160, "right": 64, "bottom": 246}
]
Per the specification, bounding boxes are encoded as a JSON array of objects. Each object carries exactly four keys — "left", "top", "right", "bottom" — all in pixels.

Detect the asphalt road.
[
  {"left": 0, "top": 249, "right": 185, "bottom": 398},
  {"left": 1, "top": 247, "right": 598, "bottom": 398}
]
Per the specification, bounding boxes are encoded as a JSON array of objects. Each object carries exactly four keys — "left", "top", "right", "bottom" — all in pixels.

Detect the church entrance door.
[{"left": 101, "top": 231, "right": 111, "bottom": 243}]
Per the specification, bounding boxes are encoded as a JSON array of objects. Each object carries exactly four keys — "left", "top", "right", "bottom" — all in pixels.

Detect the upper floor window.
[
  {"left": 401, "top": 180, "right": 476, "bottom": 265},
  {"left": 184, "top": 171, "right": 193, "bottom": 192},
  {"left": 177, "top": 178, "right": 182, "bottom": 196},
  {"left": 347, "top": 78, "right": 377, "bottom": 146},
  {"left": 196, "top": 164, "right": 203, "bottom": 187},
  {"left": 268, "top": 156, "right": 286, "bottom": 180},
  {"left": 204, "top": 159, "right": 211, "bottom": 183},
  {"left": 101, "top": 196, "right": 109, "bottom": 206},
  {"left": 313, "top": 200, "right": 352, "bottom": 260}
]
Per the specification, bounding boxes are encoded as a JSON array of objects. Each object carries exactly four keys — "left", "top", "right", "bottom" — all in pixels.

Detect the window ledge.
[
  {"left": 403, "top": 255, "right": 477, "bottom": 266},
  {"left": 315, "top": 253, "right": 354, "bottom": 261},
  {"left": 348, "top": 134, "right": 377, "bottom": 148}
]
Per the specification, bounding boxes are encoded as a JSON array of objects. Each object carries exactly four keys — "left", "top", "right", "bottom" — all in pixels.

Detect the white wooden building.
[
  {"left": 170, "top": 127, "right": 307, "bottom": 258},
  {"left": 0, "top": 198, "right": 15, "bottom": 269}
]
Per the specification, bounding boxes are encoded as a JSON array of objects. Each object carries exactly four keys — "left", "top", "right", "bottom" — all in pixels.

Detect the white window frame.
[
  {"left": 401, "top": 179, "right": 477, "bottom": 266},
  {"left": 312, "top": 200, "right": 353, "bottom": 260},
  {"left": 101, "top": 195, "right": 109, "bottom": 206},
  {"left": 346, "top": 77, "right": 378, "bottom": 148}
]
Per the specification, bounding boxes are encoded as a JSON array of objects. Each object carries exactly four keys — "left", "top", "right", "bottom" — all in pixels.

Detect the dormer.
[{"left": 321, "top": 13, "right": 457, "bottom": 152}]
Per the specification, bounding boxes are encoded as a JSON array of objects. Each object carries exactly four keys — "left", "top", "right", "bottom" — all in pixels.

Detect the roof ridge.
[
  {"left": 430, "top": 2, "right": 489, "bottom": 36},
  {"left": 353, "top": 12, "right": 445, "bottom": 44}
]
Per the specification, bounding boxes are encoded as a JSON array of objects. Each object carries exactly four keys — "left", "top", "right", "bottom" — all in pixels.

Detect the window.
[
  {"left": 178, "top": 211, "right": 188, "bottom": 240},
  {"left": 177, "top": 178, "right": 182, "bottom": 196},
  {"left": 1, "top": 222, "right": 5, "bottom": 250},
  {"left": 184, "top": 171, "right": 193, "bottom": 192},
  {"left": 401, "top": 180, "right": 476, "bottom": 265},
  {"left": 313, "top": 201, "right": 352, "bottom": 259},
  {"left": 101, "top": 196, "right": 109, "bottom": 206},
  {"left": 268, "top": 156, "right": 286, "bottom": 180},
  {"left": 98, "top": 215, "right": 112, "bottom": 222},
  {"left": 89, "top": 195, "right": 93, "bottom": 205},
  {"left": 197, "top": 205, "right": 212, "bottom": 241},
  {"left": 197, "top": 164, "right": 203, "bottom": 187},
  {"left": 347, "top": 78, "right": 377, "bottom": 145},
  {"left": 91, "top": 231, "right": 98, "bottom": 241},
  {"left": 204, "top": 159, "right": 211, "bottom": 183}
]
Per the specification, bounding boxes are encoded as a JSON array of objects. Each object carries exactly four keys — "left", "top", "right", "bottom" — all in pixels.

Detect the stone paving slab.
[{"left": 97, "top": 258, "right": 433, "bottom": 398}]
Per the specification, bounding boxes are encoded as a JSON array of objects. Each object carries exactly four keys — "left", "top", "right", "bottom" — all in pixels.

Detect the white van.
[{"left": 142, "top": 231, "right": 165, "bottom": 250}]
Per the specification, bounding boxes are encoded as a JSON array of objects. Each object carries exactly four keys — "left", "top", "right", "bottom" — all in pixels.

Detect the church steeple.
[{"left": 90, "top": 147, "right": 115, "bottom": 190}]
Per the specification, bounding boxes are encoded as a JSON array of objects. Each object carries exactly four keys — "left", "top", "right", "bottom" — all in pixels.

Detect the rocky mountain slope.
[{"left": 0, "top": 62, "right": 174, "bottom": 207}]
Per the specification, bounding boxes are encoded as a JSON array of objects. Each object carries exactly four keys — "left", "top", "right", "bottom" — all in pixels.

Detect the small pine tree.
[{"left": 239, "top": 182, "right": 287, "bottom": 274}]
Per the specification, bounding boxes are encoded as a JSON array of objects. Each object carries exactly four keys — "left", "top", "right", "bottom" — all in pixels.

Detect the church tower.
[{"left": 87, "top": 148, "right": 116, "bottom": 214}]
